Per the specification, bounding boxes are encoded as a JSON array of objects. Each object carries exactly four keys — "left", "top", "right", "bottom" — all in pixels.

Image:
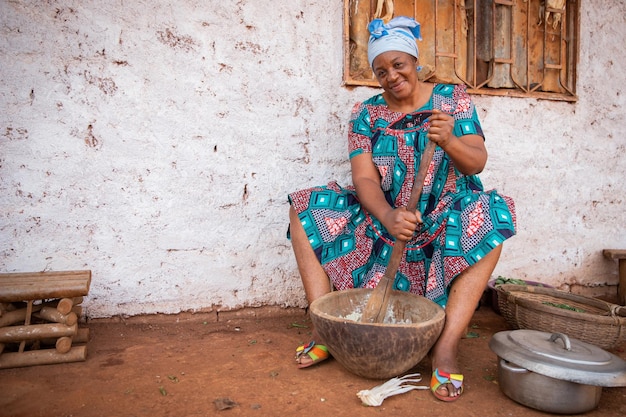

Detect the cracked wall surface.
[{"left": 1, "top": 1, "right": 625, "bottom": 318}]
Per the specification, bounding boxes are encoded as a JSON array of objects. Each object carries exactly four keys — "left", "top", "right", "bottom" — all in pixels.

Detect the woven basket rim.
[
  {"left": 497, "top": 284, "right": 626, "bottom": 323},
  {"left": 496, "top": 284, "right": 626, "bottom": 349}
]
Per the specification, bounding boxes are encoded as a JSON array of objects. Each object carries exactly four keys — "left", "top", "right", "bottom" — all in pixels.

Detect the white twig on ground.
[{"left": 356, "top": 373, "right": 428, "bottom": 406}]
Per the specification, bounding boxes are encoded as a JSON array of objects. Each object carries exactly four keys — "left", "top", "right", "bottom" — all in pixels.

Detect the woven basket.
[{"left": 497, "top": 284, "right": 626, "bottom": 350}]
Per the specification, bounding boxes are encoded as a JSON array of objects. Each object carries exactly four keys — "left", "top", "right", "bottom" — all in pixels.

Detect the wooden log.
[
  {"left": 34, "top": 307, "right": 77, "bottom": 326},
  {"left": 603, "top": 249, "right": 626, "bottom": 305},
  {"left": 74, "top": 327, "right": 89, "bottom": 344},
  {"left": 0, "top": 302, "right": 11, "bottom": 315},
  {"left": 13, "top": 298, "right": 77, "bottom": 315},
  {"left": 0, "top": 345, "right": 87, "bottom": 369},
  {"left": 55, "top": 298, "right": 74, "bottom": 315},
  {"left": 0, "top": 304, "right": 43, "bottom": 327},
  {"left": 1, "top": 302, "right": 21, "bottom": 313},
  {"left": 65, "top": 312, "right": 78, "bottom": 326},
  {"left": 20, "top": 298, "right": 77, "bottom": 315},
  {"left": 0, "top": 308, "right": 29, "bottom": 328},
  {"left": 617, "top": 259, "right": 626, "bottom": 306},
  {"left": 19, "top": 301, "right": 34, "bottom": 353},
  {"left": 24, "top": 301, "right": 33, "bottom": 325},
  {"left": 0, "top": 270, "right": 91, "bottom": 302},
  {"left": 0, "top": 323, "right": 77, "bottom": 343},
  {"left": 55, "top": 336, "right": 72, "bottom": 354},
  {"left": 53, "top": 327, "right": 90, "bottom": 345},
  {"left": 71, "top": 305, "right": 83, "bottom": 319},
  {"left": 21, "top": 327, "right": 90, "bottom": 348}
]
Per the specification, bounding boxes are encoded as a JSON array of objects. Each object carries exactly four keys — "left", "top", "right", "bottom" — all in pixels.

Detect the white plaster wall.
[{"left": 1, "top": 1, "right": 624, "bottom": 318}]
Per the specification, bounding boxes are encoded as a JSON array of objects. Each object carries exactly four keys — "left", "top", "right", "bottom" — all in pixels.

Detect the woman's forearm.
[
  {"left": 351, "top": 153, "right": 419, "bottom": 241},
  {"left": 353, "top": 176, "right": 394, "bottom": 225},
  {"left": 438, "top": 134, "right": 487, "bottom": 175}
]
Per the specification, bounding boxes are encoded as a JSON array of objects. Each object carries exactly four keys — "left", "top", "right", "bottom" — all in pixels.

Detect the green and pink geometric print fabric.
[{"left": 288, "top": 84, "right": 516, "bottom": 307}]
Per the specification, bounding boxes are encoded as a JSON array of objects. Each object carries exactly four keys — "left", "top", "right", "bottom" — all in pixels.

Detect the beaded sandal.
[
  {"left": 295, "top": 341, "right": 329, "bottom": 369},
  {"left": 430, "top": 368, "right": 464, "bottom": 402}
]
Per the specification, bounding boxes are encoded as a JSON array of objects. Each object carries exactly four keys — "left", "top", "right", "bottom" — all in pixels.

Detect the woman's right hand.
[
  {"left": 382, "top": 207, "right": 422, "bottom": 241},
  {"left": 351, "top": 153, "right": 423, "bottom": 242}
]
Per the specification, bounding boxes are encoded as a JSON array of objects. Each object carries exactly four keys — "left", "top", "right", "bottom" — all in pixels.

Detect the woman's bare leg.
[
  {"left": 430, "top": 244, "right": 503, "bottom": 400},
  {"left": 289, "top": 206, "right": 331, "bottom": 303},
  {"left": 289, "top": 206, "right": 331, "bottom": 366}
]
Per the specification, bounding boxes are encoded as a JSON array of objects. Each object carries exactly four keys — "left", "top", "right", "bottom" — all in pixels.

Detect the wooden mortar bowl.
[{"left": 309, "top": 288, "right": 445, "bottom": 379}]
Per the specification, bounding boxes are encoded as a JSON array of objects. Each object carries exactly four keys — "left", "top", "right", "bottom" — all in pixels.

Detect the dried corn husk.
[{"left": 356, "top": 373, "right": 428, "bottom": 406}]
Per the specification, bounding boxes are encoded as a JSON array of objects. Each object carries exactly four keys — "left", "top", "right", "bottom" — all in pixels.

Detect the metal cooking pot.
[{"left": 490, "top": 330, "right": 626, "bottom": 414}]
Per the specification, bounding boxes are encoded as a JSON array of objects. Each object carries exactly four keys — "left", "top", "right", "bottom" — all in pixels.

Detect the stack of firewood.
[{"left": 0, "top": 271, "right": 91, "bottom": 369}]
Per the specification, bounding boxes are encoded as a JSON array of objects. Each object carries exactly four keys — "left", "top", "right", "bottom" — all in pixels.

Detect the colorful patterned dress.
[{"left": 288, "top": 84, "right": 516, "bottom": 307}]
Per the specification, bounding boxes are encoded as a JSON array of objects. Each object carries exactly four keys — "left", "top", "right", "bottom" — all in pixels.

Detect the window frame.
[{"left": 343, "top": 0, "right": 580, "bottom": 102}]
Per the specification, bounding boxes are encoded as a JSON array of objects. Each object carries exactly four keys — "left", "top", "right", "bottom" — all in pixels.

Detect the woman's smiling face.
[{"left": 372, "top": 51, "right": 419, "bottom": 102}]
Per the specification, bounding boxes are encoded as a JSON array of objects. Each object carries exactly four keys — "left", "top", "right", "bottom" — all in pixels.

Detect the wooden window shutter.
[{"left": 344, "top": 0, "right": 579, "bottom": 101}]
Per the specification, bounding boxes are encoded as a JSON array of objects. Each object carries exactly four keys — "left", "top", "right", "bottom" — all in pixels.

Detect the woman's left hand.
[
  {"left": 426, "top": 109, "right": 487, "bottom": 175},
  {"left": 427, "top": 109, "right": 456, "bottom": 149}
]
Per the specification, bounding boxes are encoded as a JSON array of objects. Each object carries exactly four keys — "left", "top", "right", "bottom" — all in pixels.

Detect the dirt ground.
[{"left": 1, "top": 300, "right": 625, "bottom": 417}]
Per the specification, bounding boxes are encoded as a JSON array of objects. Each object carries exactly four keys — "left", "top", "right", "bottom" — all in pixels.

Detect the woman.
[{"left": 288, "top": 16, "right": 516, "bottom": 402}]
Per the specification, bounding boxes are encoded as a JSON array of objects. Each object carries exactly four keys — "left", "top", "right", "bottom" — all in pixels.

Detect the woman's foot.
[
  {"left": 430, "top": 347, "right": 463, "bottom": 401},
  {"left": 430, "top": 368, "right": 464, "bottom": 401},
  {"left": 295, "top": 341, "right": 329, "bottom": 368}
]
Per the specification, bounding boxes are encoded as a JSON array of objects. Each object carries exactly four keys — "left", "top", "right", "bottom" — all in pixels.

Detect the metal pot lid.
[{"left": 489, "top": 330, "right": 626, "bottom": 387}]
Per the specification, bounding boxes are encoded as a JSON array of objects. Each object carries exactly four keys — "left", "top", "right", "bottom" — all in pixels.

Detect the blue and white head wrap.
[{"left": 367, "top": 16, "right": 422, "bottom": 69}]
